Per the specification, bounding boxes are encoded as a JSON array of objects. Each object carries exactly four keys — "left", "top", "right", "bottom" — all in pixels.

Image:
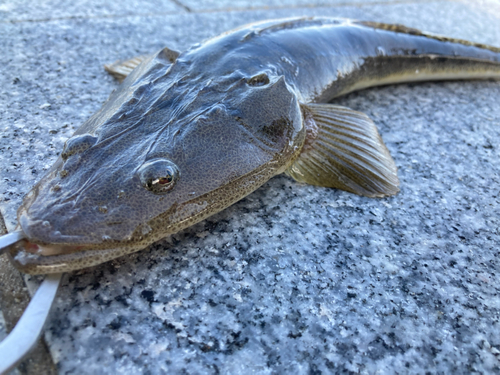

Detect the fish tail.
[{"left": 330, "top": 22, "right": 500, "bottom": 98}]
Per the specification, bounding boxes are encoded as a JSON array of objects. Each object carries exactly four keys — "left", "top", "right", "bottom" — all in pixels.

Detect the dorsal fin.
[
  {"left": 104, "top": 55, "right": 149, "bottom": 82},
  {"left": 104, "top": 47, "right": 180, "bottom": 82}
]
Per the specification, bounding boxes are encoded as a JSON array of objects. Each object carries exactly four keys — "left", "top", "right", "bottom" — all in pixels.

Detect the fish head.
[{"left": 10, "top": 50, "right": 305, "bottom": 274}]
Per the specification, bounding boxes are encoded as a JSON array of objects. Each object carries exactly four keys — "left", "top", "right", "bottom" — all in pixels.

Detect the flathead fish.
[{"left": 7, "top": 17, "right": 500, "bottom": 274}]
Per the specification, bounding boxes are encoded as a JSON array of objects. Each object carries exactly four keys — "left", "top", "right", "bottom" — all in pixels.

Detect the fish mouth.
[
  {"left": 6, "top": 235, "right": 148, "bottom": 275},
  {"left": 12, "top": 204, "right": 155, "bottom": 274},
  {"left": 16, "top": 238, "right": 89, "bottom": 256}
]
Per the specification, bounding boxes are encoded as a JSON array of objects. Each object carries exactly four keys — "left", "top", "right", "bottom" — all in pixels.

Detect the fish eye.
[
  {"left": 61, "top": 134, "right": 97, "bottom": 160},
  {"left": 247, "top": 73, "right": 270, "bottom": 86},
  {"left": 137, "top": 159, "right": 179, "bottom": 194}
]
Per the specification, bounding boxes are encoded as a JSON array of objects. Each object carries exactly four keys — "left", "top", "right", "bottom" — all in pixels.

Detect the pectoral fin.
[
  {"left": 104, "top": 47, "right": 180, "bottom": 82},
  {"left": 286, "top": 103, "right": 399, "bottom": 197}
]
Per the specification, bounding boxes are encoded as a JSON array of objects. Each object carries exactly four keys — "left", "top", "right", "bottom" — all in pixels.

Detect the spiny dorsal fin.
[
  {"left": 104, "top": 55, "right": 149, "bottom": 82},
  {"left": 286, "top": 103, "right": 399, "bottom": 197},
  {"left": 104, "top": 47, "right": 180, "bottom": 82}
]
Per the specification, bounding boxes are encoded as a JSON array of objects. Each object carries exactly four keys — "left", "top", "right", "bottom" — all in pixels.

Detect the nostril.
[{"left": 61, "top": 134, "right": 98, "bottom": 160}]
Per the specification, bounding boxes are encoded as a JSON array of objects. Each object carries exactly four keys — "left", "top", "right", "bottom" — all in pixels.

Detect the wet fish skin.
[{"left": 8, "top": 17, "right": 500, "bottom": 274}]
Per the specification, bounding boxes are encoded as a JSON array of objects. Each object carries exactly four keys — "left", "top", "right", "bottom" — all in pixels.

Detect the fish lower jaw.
[{"left": 7, "top": 239, "right": 152, "bottom": 275}]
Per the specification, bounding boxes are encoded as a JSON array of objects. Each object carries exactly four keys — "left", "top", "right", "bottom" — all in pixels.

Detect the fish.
[{"left": 6, "top": 17, "right": 500, "bottom": 274}]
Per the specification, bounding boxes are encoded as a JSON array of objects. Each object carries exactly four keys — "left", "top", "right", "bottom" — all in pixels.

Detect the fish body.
[{"left": 8, "top": 17, "right": 500, "bottom": 274}]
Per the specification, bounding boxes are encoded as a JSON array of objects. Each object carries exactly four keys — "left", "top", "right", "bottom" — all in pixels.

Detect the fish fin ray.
[
  {"left": 104, "top": 47, "right": 180, "bottom": 82},
  {"left": 104, "top": 55, "right": 149, "bottom": 82},
  {"left": 286, "top": 103, "right": 399, "bottom": 197}
]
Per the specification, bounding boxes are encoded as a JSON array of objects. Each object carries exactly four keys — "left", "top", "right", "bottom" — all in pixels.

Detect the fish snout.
[{"left": 17, "top": 192, "right": 140, "bottom": 253}]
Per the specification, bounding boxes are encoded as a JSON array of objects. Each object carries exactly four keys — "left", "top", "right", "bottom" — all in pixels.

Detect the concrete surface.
[{"left": 1, "top": 0, "right": 500, "bottom": 373}]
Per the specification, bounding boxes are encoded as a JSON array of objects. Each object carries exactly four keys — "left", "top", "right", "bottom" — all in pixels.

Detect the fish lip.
[
  {"left": 8, "top": 237, "right": 102, "bottom": 263},
  {"left": 8, "top": 221, "right": 163, "bottom": 275},
  {"left": 6, "top": 238, "right": 135, "bottom": 275},
  {"left": 20, "top": 239, "right": 93, "bottom": 256}
]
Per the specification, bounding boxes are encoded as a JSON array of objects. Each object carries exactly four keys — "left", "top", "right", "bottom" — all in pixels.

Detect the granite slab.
[
  {"left": 0, "top": 0, "right": 184, "bottom": 23},
  {"left": 175, "top": 0, "right": 406, "bottom": 12},
  {"left": 0, "top": 312, "right": 19, "bottom": 375},
  {"left": 1, "top": 0, "right": 500, "bottom": 373}
]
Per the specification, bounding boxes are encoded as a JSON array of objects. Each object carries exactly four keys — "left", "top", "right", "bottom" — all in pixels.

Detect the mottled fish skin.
[{"left": 8, "top": 17, "right": 500, "bottom": 274}]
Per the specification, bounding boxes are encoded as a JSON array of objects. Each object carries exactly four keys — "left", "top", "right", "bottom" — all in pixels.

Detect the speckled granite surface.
[
  {"left": 1, "top": 0, "right": 500, "bottom": 373},
  {"left": 0, "top": 312, "right": 20, "bottom": 375}
]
